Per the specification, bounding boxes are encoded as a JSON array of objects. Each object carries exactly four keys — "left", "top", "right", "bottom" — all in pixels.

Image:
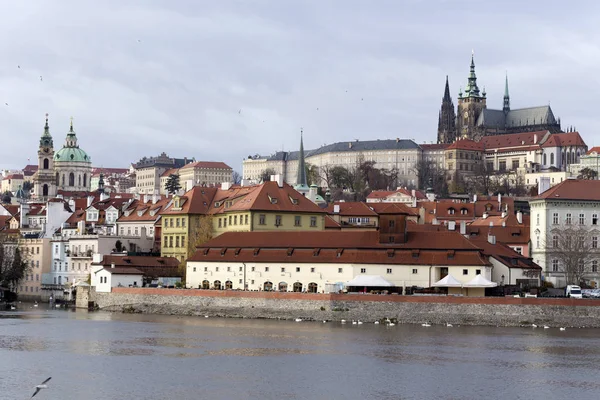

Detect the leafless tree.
[
  {"left": 546, "top": 227, "right": 596, "bottom": 286},
  {"left": 259, "top": 168, "right": 277, "bottom": 183},
  {"left": 232, "top": 171, "right": 242, "bottom": 184}
]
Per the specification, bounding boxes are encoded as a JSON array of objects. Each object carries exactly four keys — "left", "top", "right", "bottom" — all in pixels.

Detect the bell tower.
[
  {"left": 456, "top": 53, "right": 487, "bottom": 140},
  {"left": 32, "top": 114, "right": 57, "bottom": 199}
]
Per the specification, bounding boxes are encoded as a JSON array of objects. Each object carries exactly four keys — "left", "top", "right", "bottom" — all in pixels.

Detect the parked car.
[{"left": 566, "top": 285, "right": 583, "bottom": 298}]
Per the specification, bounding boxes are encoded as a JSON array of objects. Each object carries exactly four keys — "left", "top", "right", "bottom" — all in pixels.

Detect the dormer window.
[
  {"left": 289, "top": 196, "right": 298, "bottom": 205},
  {"left": 268, "top": 195, "right": 278, "bottom": 204},
  {"left": 460, "top": 208, "right": 468, "bottom": 215},
  {"left": 448, "top": 208, "right": 455, "bottom": 215}
]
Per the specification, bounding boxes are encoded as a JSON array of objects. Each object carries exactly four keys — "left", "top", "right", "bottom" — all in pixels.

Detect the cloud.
[{"left": 0, "top": 0, "right": 598, "bottom": 172}]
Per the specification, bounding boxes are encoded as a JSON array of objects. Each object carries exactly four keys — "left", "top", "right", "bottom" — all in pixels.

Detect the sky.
[{"left": 1, "top": 0, "right": 600, "bottom": 173}]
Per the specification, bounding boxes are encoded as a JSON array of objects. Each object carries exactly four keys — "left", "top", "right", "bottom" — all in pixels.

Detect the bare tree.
[
  {"left": 259, "top": 168, "right": 277, "bottom": 183},
  {"left": 466, "top": 161, "right": 496, "bottom": 195},
  {"left": 546, "top": 227, "right": 595, "bottom": 286},
  {"left": 183, "top": 215, "right": 215, "bottom": 277},
  {"left": 232, "top": 171, "right": 242, "bottom": 184},
  {"left": 578, "top": 167, "right": 598, "bottom": 180},
  {"left": 305, "top": 163, "right": 320, "bottom": 186},
  {"left": 412, "top": 159, "right": 448, "bottom": 197}
]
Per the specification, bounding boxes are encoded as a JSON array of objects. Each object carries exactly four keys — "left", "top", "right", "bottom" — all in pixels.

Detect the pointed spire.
[
  {"left": 65, "top": 116, "right": 78, "bottom": 147},
  {"left": 296, "top": 128, "right": 307, "bottom": 187},
  {"left": 43, "top": 113, "right": 50, "bottom": 136},
  {"left": 463, "top": 52, "right": 481, "bottom": 98},
  {"left": 69, "top": 116, "right": 74, "bottom": 132},
  {"left": 443, "top": 75, "right": 451, "bottom": 102},
  {"left": 503, "top": 73, "right": 510, "bottom": 113}
]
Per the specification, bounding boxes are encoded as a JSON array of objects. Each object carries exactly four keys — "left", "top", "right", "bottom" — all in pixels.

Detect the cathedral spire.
[
  {"left": 437, "top": 77, "right": 457, "bottom": 144},
  {"left": 443, "top": 75, "right": 451, "bottom": 102},
  {"left": 296, "top": 128, "right": 307, "bottom": 187},
  {"left": 462, "top": 52, "right": 481, "bottom": 98},
  {"left": 39, "top": 113, "right": 53, "bottom": 148},
  {"left": 503, "top": 73, "right": 510, "bottom": 113},
  {"left": 66, "top": 116, "right": 78, "bottom": 147}
]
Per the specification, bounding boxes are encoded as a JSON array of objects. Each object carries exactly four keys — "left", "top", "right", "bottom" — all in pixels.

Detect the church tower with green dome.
[
  {"left": 32, "top": 114, "right": 58, "bottom": 199},
  {"left": 54, "top": 117, "right": 92, "bottom": 192}
]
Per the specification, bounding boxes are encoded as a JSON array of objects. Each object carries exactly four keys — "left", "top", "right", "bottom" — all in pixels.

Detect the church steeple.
[
  {"left": 65, "top": 116, "right": 78, "bottom": 147},
  {"left": 461, "top": 52, "right": 482, "bottom": 99},
  {"left": 39, "top": 113, "right": 53, "bottom": 148},
  {"left": 296, "top": 128, "right": 308, "bottom": 187},
  {"left": 503, "top": 73, "right": 510, "bottom": 113},
  {"left": 437, "top": 76, "right": 457, "bottom": 144}
]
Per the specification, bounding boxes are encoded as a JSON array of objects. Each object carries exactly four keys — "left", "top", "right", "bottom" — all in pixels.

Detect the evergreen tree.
[
  {"left": 5, "top": 247, "right": 28, "bottom": 290},
  {"left": 165, "top": 174, "right": 181, "bottom": 194}
]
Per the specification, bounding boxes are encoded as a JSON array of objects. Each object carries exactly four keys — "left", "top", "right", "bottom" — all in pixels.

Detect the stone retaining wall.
[{"left": 92, "top": 288, "right": 600, "bottom": 328}]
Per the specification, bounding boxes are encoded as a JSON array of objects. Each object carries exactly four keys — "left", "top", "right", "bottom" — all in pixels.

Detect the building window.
[
  {"left": 259, "top": 214, "right": 266, "bottom": 225},
  {"left": 245, "top": 215, "right": 248, "bottom": 225},
  {"left": 412, "top": 269, "right": 417, "bottom": 274},
  {"left": 294, "top": 216, "right": 301, "bottom": 226},
  {"left": 499, "top": 161, "right": 506, "bottom": 171},
  {"left": 476, "top": 269, "right": 481, "bottom": 275},
  {"left": 275, "top": 215, "right": 282, "bottom": 226},
  {"left": 360, "top": 268, "right": 366, "bottom": 273},
  {"left": 227, "top": 266, "right": 231, "bottom": 272},
  {"left": 182, "top": 219, "right": 186, "bottom": 228},
  {"left": 228, "top": 216, "right": 232, "bottom": 226},
  {"left": 552, "top": 259, "right": 559, "bottom": 272},
  {"left": 553, "top": 213, "right": 559, "bottom": 225},
  {"left": 448, "top": 208, "right": 455, "bottom": 215},
  {"left": 579, "top": 213, "right": 585, "bottom": 225},
  {"left": 265, "top": 267, "right": 269, "bottom": 272},
  {"left": 193, "top": 267, "right": 196, "bottom": 272},
  {"left": 239, "top": 266, "right": 243, "bottom": 272},
  {"left": 593, "top": 237, "right": 598, "bottom": 249},
  {"left": 310, "top": 267, "right": 315, "bottom": 273},
  {"left": 514, "top": 247, "right": 523, "bottom": 255},
  {"left": 310, "top": 217, "right": 317, "bottom": 227},
  {"left": 593, "top": 214, "right": 598, "bottom": 225},
  {"left": 175, "top": 236, "right": 179, "bottom": 247},
  {"left": 176, "top": 218, "right": 180, "bottom": 227},
  {"left": 512, "top": 159, "right": 519, "bottom": 169},
  {"left": 234, "top": 215, "right": 238, "bottom": 225},
  {"left": 463, "top": 269, "right": 468, "bottom": 275},
  {"left": 251, "top": 266, "right": 255, "bottom": 272},
  {"left": 215, "top": 267, "right": 219, "bottom": 272},
  {"left": 386, "top": 268, "right": 392, "bottom": 274},
  {"left": 296, "top": 267, "right": 300, "bottom": 272},
  {"left": 218, "top": 218, "right": 222, "bottom": 228},
  {"left": 566, "top": 213, "right": 572, "bottom": 224},
  {"left": 281, "top": 267, "right": 285, "bottom": 273},
  {"left": 593, "top": 260, "right": 598, "bottom": 273},
  {"left": 552, "top": 235, "right": 558, "bottom": 248},
  {"left": 169, "top": 236, "right": 173, "bottom": 247},
  {"left": 536, "top": 214, "right": 539, "bottom": 226},
  {"left": 338, "top": 268, "right": 343, "bottom": 273},
  {"left": 204, "top": 267, "right": 208, "bottom": 272},
  {"left": 389, "top": 220, "right": 395, "bottom": 228}
]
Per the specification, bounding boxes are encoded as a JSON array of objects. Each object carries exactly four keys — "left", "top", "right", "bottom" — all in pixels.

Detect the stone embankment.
[{"left": 86, "top": 288, "right": 600, "bottom": 328}]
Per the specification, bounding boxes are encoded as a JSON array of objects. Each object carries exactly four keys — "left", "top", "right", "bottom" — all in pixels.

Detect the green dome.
[{"left": 54, "top": 147, "right": 91, "bottom": 163}]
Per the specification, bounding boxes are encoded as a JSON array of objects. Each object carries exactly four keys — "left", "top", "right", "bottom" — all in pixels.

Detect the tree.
[
  {"left": 305, "top": 163, "right": 320, "bottom": 186},
  {"left": 259, "top": 168, "right": 277, "bottom": 183},
  {"left": 0, "top": 244, "right": 29, "bottom": 291},
  {"left": 165, "top": 174, "right": 181, "bottom": 194},
  {"left": 1, "top": 191, "right": 12, "bottom": 204},
  {"left": 22, "top": 181, "right": 33, "bottom": 198},
  {"left": 546, "top": 227, "right": 595, "bottom": 286},
  {"left": 466, "top": 162, "right": 497, "bottom": 195},
  {"left": 578, "top": 167, "right": 598, "bottom": 180},
  {"left": 232, "top": 171, "right": 242, "bottom": 185},
  {"left": 413, "top": 159, "right": 448, "bottom": 197},
  {"left": 184, "top": 215, "right": 214, "bottom": 277}
]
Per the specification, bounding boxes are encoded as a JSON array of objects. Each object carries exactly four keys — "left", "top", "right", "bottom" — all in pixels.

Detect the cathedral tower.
[
  {"left": 32, "top": 114, "right": 57, "bottom": 199},
  {"left": 503, "top": 73, "right": 510, "bottom": 114},
  {"left": 437, "top": 76, "right": 457, "bottom": 144},
  {"left": 456, "top": 53, "right": 487, "bottom": 140}
]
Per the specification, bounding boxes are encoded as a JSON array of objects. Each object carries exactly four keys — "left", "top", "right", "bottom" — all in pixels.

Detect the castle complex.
[{"left": 438, "top": 55, "right": 562, "bottom": 144}]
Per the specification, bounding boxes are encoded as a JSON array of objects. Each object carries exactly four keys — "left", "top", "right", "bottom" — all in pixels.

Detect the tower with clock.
[
  {"left": 32, "top": 114, "right": 57, "bottom": 199},
  {"left": 456, "top": 53, "right": 486, "bottom": 141}
]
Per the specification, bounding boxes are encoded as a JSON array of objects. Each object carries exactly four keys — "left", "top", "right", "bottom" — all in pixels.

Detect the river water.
[{"left": 1, "top": 306, "right": 600, "bottom": 400}]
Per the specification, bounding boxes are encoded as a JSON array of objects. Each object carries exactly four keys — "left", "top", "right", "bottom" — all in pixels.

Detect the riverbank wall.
[{"left": 83, "top": 287, "right": 600, "bottom": 328}]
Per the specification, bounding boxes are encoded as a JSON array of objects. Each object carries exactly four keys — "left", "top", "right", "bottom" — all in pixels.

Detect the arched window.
[
  {"left": 62, "top": 174, "right": 65, "bottom": 186},
  {"left": 83, "top": 173, "right": 87, "bottom": 187},
  {"left": 543, "top": 154, "right": 547, "bottom": 165},
  {"left": 69, "top": 172, "right": 75, "bottom": 186},
  {"left": 225, "top": 280, "right": 233, "bottom": 290},
  {"left": 78, "top": 175, "right": 81, "bottom": 186},
  {"left": 202, "top": 280, "right": 209, "bottom": 289},
  {"left": 308, "top": 282, "right": 318, "bottom": 293},
  {"left": 278, "top": 282, "right": 288, "bottom": 292},
  {"left": 214, "top": 280, "right": 221, "bottom": 290},
  {"left": 550, "top": 153, "right": 554, "bottom": 165},
  {"left": 43, "top": 158, "right": 49, "bottom": 169},
  {"left": 56, "top": 173, "right": 59, "bottom": 186},
  {"left": 263, "top": 281, "right": 273, "bottom": 291},
  {"left": 42, "top": 184, "right": 48, "bottom": 197},
  {"left": 293, "top": 282, "right": 303, "bottom": 292}
]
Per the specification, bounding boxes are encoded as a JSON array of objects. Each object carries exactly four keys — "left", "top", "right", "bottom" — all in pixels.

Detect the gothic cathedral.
[{"left": 437, "top": 54, "right": 562, "bottom": 144}]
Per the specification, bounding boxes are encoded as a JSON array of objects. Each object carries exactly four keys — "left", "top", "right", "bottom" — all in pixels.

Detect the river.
[{"left": 1, "top": 305, "right": 600, "bottom": 399}]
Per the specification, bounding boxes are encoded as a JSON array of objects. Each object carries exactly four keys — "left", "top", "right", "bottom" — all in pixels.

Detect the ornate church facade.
[
  {"left": 437, "top": 55, "right": 562, "bottom": 144},
  {"left": 32, "top": 115, "right": 92, "bottom": 199}
]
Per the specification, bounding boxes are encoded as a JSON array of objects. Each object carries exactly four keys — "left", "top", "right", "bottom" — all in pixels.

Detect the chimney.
[
  {"left": 111, "top": 262, "right": 115, "bottom": 269},
  {"left": 517, "top": 211, "right": 523, "bottom": 224},
  {"left": 426, "top": 192, "right": 435, "bottom": 201},
  {"left": 483, "top": 212, "right": 489, "bottom": 219},
  {"left": 348, "top": 142, "right": 353, "bottom": 149},
  {"left": 333, "top": 204, "right": 340, "bottom": 214},
  {"left": 152, "top": 193, "right": 160, "bottom": 204},
  {"left": 240, "top": 179, "right": 250, "bottom": 187},
  {"left": 100, "top": 193, "right": 109, "bottom": 201},
  {"left": 87, "top": 195, "right": 94, "bottom": 208},
  {"left": 308, "top": 185, "right": 318, "bottom": 202},
  {"left": 143, "top": 194, "right": 150, "bottom": 203},
  {"left": 487, "top": 234, "right": 496, "bottom": 245},
  {"left": 411, "top": 189, "right": 416, "bottom": 197},
  {"left": 473, "top": 194, "right": 477, "bottom": 203},
  {"left": 501, "top": 211, "right": 507, "bottom": 218},
  {"left": 275, "top": 174, "right": 284, "bottom": 188},
  {"left": 460, "top": 221, "right": 466, "bottom": 235},
  {"left": 534, "top": 134, "right": 538, "bottom": 144},
  {"left": 497, "top": 193, "right": 502, "bottom": 208},
  {"left": 448, "top": 221, "right": 456, "bottom": 231},
  {"left": 221, "top": 182, "right": 232, "bottom": 191}
]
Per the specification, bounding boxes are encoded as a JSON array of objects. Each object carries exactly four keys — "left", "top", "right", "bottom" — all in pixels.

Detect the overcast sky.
[{"left": 1, "top": 0, "right": 599, "bottom": 173}]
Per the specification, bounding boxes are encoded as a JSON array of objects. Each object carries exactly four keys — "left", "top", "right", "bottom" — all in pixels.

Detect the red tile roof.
[
  {"left": 469, "top": 239, "right": 540, "bottom": 270},
  {"left": 161, "top": 186, "right": 218, "bottom": 215},
  {"left": 93, "top": 255, "right": 180, "bottom": 268},
  {"left": 541, "top": 132, "right": 586, "bottom": 148},
  {"left": 480, "top": 131, "right": 549, "bottom": 151},
  {"left": 586, "top": 146, "right": 600, "bottom": 155},
  {"left": 447, "top": 139, "right": 484, "bottom": 151},
  {"left": 99, "top": 267, "right": 144, "bottom": 275},
  {"left": 327, "top": 202, "right": 378, "bottom": 217},
  {"left": 3, "top": 174, "right": 23, "bottom": 180},
  {"left": 324, "top": 215, "right": 341, "bottom": 229},
  {"left": 368, "top": 202, "right": 419, "bottom": 216},
  {"left": 160, "top": 168, "right": 180, "bottom": 178},
  {"left": 535, "top": 179, "right": 600, "bottom": 201},
  {"left": 118, "top": 198, "right": 171, "bottom": 222},
  {"left": 420, "top": 143, "right": 450, "bottom": 151},
  {"left": 180, "top": 161, "right": 232, "bottom": 170}
]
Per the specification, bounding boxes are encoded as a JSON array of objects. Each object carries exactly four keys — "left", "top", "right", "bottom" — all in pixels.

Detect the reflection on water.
[{"left": 1, "top": 308, "right": 600, "bottom": 400}]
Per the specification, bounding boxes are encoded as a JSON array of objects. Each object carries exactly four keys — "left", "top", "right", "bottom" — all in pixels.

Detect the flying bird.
[
  {"left": 137, "top": 39, "right": 141, "bottom": 42},
  {"left": 39, "top": 76, "right": 43, "bottom": 81},
  {"left": 4, "top": 103, "right": 7, "bottom": 106},
  {"left": 17, "top": 65, "right": 20, "bottom": 69},
  {"left": 31, "top": 377, "right": 51, "bottom": 398},
  {"left": 238, "top": 109, "right": 241, "bottom": 114}
]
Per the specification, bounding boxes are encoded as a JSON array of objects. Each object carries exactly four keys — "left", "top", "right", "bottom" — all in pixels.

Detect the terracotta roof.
[
  {"left": 327, "top": 202, "right": 378, "bottom": 217},
  {"left": 0, "top": 215, "right": 11, "bottom": 229},
  {"left": 470, "top": 239, "right": 540, "bottom": 270},
  {"left": 91, "top": 167, "right": 129, "bottom": 175},
  {"left": 324, "top": 215, "right": 341, "bottom": 229},
  {"left": 366, "top": 188, "right": 426, "bottom": 201},
  {"left": 161, "top": 186, "right": 218, "bottom": 215},
  {"left": 65, "top": 209, "right": 86, "bottom": 225},
  {"left": 446, "top": 139, "right": 483, "bottom": 151},
  {"left": 89, "top": 197, "right": 131, "bottom": 211},
  {"left": 3, "top": 205, "right": 19, "bottom": 216},
  {"left": 118, "top": 198, "right": 171, "bottom": 222},
  {"left": 586, "top": 146, "right": 600, "bottom": 155},
  {"left": 541, "top": 132, "right": 586, "bottom": 148},
  {"left": 93, "top": 255, "right": 179, "bottom": 268},
  {"left": 467, "top": 213, "right": 529, "bottom": 246},
  {"left": 3, "top": 174, "right": 23, "bottom": 180},
  {"left": 209, "top": 181, "right": 326, "bottom": 215},
  {"left": 180, "top": 161, "right": 232, "bottom": 170},
  {"left": 160, "top": 168, "right": 180, "bottom": 178},
  {"left": 366, "top": 190, "right": 395, "bottom": 199},
  {"left": 190, "top": 230, "right": 489, "bottom": 267},
  {"left": 99, "top": 267, "right": 144, "bottom": 275},
  {"left": 534, "top": 179, "right": 600, "bottom": 201},
  {"left": 480, "top": 131, "right": 548, "bottom": 150},
  {"left": 22, "top": 165, "right": 38, "bottom": 172},
  {"left": 368, "top": 202, "right": 419, "bottom": 216}
]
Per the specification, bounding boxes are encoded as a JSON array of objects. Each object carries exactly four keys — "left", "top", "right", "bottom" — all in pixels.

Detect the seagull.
[
  {"left": 341, "top": 319, "right": 346, "bottom": 324},
  {"left": 446, "top": 323, "right": 453, "bottom": 327},
  {"left": 322, "top": 320, "right": 327, "bottom": 323},
  {"left": 543, "top": 325, "right": 550, "bottom": 329},
  {"left": 388, "top": 322, "right": 396, "bottom": 326},
  {"left": 4, "top": 103, "right": 7, "bottom": 106},
  {"left": 532, "top": 324, "right": 538, "bottom": 328},
  {"left": 374, "top": 321, "right": 380, "bottom": 325},
  {"left": 295, "top": 318, "right": 302, "bottom": 322},
  {"left": 10, "top": 305, "right": 15, "bottom": 310},
  {"left": 204, "top": 315, "right": 209, "bottom": 318},
  {"left": 357, "top": 321, "right": 363, "bottom": 325},
  {"left": 238, "top": 109, "right": 241, "bottom": 114},
  {"left": 559, "top": 327, "right": 566, "bottom": 331},
  {"left": 17, "top": 65, "right": 20, "bottom": 68},
  {"left": 137, "top": 39, "right": 141, "bottom": 42},
  {"left": 31, "top": 377, "right": 51, "bottom": 398},
  {"left": 422, "top": 323, "right": 431, "bottom": 327},
  {"left": 316, "top": 107, "right": 319, "bottom": 111},
  {"left": 39, "top": 76, "right": 43, "bottom": 81},
  {"left": 352, "top": 320, "right": 357, "bottom": 325}
]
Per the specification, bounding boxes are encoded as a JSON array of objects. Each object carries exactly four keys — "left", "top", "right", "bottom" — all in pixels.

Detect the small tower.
[
  {"left": 294, "top": 128, "right": 310, "bottom": 195},
  {"left": 32, "top": 114, "right": 57, "bottom": 199},
  {"left": 456, "top": 52, "right": 487, "bottom": 140},
  {"left": 98, "top": 173, "right": 105, "bottom": 194},
  {"left": 503, "top": 73, "right": 510, "bottom": 114},
  {"left": 437, "top": 76, "right": 457, "bottom": 144}
]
